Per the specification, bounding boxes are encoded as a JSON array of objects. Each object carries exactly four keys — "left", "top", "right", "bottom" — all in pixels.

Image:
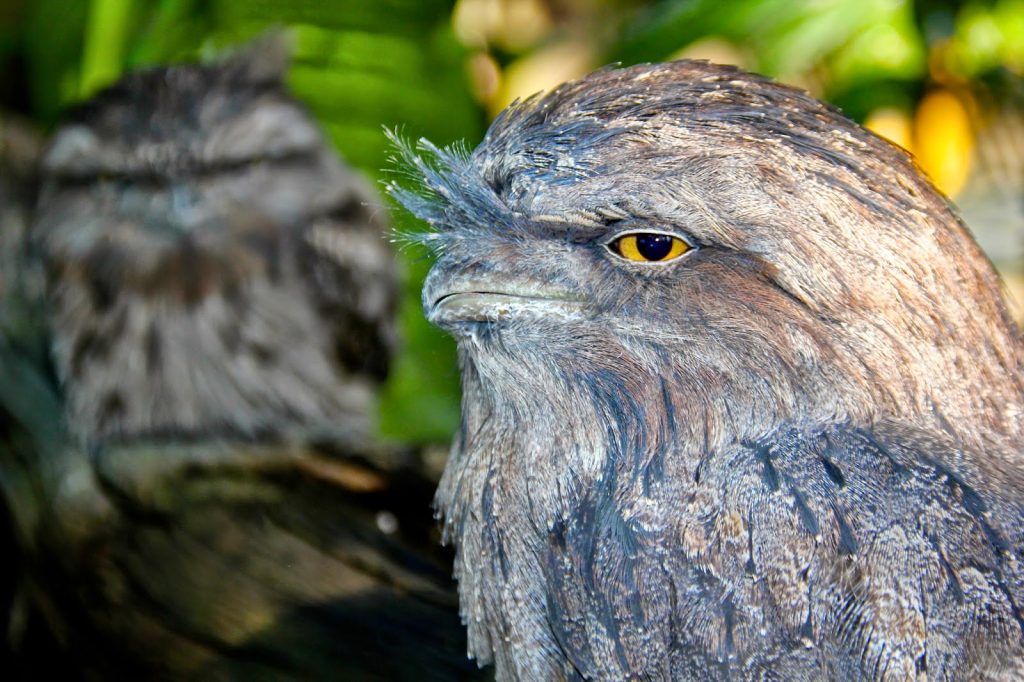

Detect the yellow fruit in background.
[
  {"left": 865, "top": 107, "right": 914, "bottom": 151},
  {"left": 490, "top": 41, "right": 594, "bottom": 118},
  {"left": 913, "top": 89, "right": 974, "bottom": 197}
]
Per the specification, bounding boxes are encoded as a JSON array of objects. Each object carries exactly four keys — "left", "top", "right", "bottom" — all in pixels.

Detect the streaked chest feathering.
[
  {"left": 34, "top": 49, "right": 398, "bottom": 444},
  {"left": 392, "top": 61, "right": 1024, "bottom": 680}
]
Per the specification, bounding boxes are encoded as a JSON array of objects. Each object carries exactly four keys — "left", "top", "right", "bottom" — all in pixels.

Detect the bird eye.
[{"left": 608, "top": 232, "right": 691, "bottom": 263}]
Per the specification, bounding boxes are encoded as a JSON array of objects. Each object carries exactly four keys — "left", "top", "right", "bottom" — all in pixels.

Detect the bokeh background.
[{"left": 0, "top": 0, "right": 1021, "bottom": 447}]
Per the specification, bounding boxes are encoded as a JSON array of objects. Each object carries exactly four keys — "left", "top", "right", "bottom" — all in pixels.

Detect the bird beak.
[{"left": 423, "top": 267, "right": 583, "bottom": 327}]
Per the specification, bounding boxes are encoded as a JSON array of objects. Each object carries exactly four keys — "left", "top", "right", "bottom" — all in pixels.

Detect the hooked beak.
[{"left": 424, "top": 270, "right": 584, "bottom": 326}]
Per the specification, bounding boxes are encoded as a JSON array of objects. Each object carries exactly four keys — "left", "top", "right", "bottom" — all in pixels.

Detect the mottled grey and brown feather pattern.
[
  {"left": 0, "top": 50, "right": 487, "bottom": 681},
  {"left": 393, "top": 61, "right": 1024, "bottom": 680},
  {"left": 34, "top": 50, "right": 398, "bottom": 444}
]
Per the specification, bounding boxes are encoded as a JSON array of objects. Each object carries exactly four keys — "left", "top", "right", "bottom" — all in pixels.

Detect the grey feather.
[
  {"left": 34, "top": 54, "right": 398, "bottom": 445},
  {"left": 2, "top": 53, "right": 485, "bottom": 680},
  {"left": 392, "top": 61, "right": 1024, "bottom": 680}
]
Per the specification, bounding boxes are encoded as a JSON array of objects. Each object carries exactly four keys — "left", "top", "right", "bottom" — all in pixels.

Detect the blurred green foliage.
[
  {"left": 610, "top": 0, "right": 927, "bottom": 119},
  {"left": 0, "top": 0, "right": 479, "bottom": 443},
  {"left": 613, "top": 0, "right": 925, "bottom": 80},
  {"left": 0, "top": 0, "right": 1021, "bottom": 445},
  {"left": 606, "top": 0, "right": 1022, "bottom": 118}
]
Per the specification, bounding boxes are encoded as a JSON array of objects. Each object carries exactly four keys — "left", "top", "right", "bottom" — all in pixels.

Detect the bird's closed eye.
[{"left": 608, "top": 232, "right": 692, "bottom": 263}]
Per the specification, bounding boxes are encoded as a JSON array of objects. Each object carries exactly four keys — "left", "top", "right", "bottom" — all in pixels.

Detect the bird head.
[
  {"left": 34, "top": 45, "right": 398, "bottom": 444},
  {"left": 391, "top": 61, "right": 1024, "bottom": 679},
  {"left": 394, "top": 61, "right": 1024, "bottom": 457}
]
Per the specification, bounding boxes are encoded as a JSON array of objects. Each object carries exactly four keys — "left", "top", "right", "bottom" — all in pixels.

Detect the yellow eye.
[{"left": 610, "top": 233, "right": 691, "bottom": 262}]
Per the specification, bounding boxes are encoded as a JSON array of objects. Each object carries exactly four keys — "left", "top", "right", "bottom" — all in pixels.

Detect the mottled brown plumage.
[
  {"left": 34, "top": 42, "right": 397, "bottom": 444},
  {"left": 1, "top": 46, "right": 481, "bottom": 680},
  {"left": 393, "top": 61, "right": 1024, "bottom": 680}
]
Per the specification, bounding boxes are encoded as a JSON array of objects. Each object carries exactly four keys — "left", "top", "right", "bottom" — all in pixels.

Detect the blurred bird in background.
[
  {"left": 37, "top": 39, "right": 397, "bottom": 445},
  {"left": 395, "top": 61, "right": 1024, "bottom": 680},
  {"left": 0, "top": 41, "right": 482, "bottom": 680}
]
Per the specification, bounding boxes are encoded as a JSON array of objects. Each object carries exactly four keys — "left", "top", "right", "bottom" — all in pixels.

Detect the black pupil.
[{"left": 636, "top": 234, "right": 673, "bottom": 260}]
